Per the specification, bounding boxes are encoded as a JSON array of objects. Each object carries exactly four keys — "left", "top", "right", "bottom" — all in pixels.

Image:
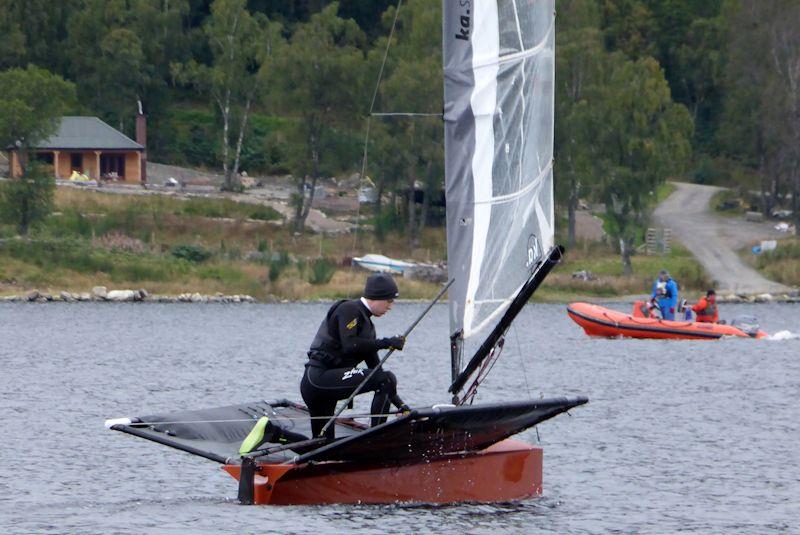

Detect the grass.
[
  {"left": 0, "top": 187, "right": 714, "bottom": 302},
  {"left": 0, "top": 188, "right": 448, "bottom": 300},
  {"left": 748, "top": 237, "right": 800, "bottom": 287},
  {"left": 539, "top": 240, "right": 712, "bottom": 301}
]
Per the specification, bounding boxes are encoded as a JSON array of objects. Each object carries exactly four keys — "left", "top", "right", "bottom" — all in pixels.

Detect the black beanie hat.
[{"left": 363, "top": 273, "right": 399, "bottom": 300}]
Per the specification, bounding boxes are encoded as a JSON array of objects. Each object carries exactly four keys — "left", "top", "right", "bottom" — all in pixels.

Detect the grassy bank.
[
  {"left": 0, "top": 187, "right": 712, "bottom": 302},
  {"left": 743, "top": 237, "right": 800, "bottom": 287},
  {"left": 539, "top": 240, "right": 712, "bottom": 302}
]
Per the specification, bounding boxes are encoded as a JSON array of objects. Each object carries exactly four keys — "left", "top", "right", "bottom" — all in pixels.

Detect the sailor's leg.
[
  {"left": 369, "top": 371, "right": 407, "bottom": 427},
  {"left": 301, "top": 367, "right": 339, "bottom": 440}
]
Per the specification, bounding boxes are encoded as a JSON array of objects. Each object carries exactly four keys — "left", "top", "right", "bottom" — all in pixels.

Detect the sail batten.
[{"left": 444, "top": 0, "right": 556, "bottom": 346}]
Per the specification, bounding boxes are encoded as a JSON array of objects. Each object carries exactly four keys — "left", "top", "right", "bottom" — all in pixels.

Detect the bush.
[
  {"left": 268, "top": 251, "right": 290, "bottom": 282},
  {"left": 171, "top": 243, "right": 212, "bottom": 263},
  {"left": 0, "top": 163, "right": 54, "bottom": 234},
  {"left": 309, "top": 257, "right": 336, "bottom": 285},
  {"left": 248, "top": 205, "right": 281, "bottom": 221}
]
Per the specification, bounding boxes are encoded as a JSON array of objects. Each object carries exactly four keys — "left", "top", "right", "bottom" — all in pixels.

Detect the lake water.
[{"left": 0, "top": 302, "right": 798, "bottom": 534}]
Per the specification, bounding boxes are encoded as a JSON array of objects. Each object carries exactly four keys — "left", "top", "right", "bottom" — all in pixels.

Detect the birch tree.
[{"left": 173, "top": 0, "right": 282, "bottom": 191}]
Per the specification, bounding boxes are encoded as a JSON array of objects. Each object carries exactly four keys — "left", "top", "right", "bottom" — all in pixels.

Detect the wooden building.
[{"left": 7, "top": 116, "right": 146, "bottom": 183}]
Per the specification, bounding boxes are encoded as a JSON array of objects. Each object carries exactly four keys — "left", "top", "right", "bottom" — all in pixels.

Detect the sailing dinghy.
[{"left": 106, "top": 0, "right": 587, "bottom": 505}]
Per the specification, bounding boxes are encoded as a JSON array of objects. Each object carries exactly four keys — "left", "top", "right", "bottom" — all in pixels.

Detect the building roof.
[{"left": 31, "top": 116, "right": 144, "bottom": 151}]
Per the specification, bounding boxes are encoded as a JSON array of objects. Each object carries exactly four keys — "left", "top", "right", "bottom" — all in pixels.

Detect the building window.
[
  {"left": 70, "top": 153, "right": 83, "bottom": 171},
  {"left": 100, "top": 154, "right": 125, "bottom": 179},
  {"left": 34, "top": 152, "right": 54, "bottom": 164}
]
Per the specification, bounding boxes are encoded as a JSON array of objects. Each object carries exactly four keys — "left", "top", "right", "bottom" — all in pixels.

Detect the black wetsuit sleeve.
[{"left": 334, "top": 302, "right": 381, "bottom": 362}]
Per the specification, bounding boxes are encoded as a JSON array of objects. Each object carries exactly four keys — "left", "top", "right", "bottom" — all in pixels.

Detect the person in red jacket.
[{"left": 692, "top": 289, "right": 719, "bottom": 323}]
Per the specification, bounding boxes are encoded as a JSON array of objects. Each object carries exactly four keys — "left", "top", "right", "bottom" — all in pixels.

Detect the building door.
[{"left": 70, "top": 153, "right": 83, "bottom": 172}]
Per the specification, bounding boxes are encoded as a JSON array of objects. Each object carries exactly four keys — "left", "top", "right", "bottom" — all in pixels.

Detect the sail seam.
[
  {"left": 471, "top": 18, "right": 554, "bottom": 70},
  {"left": 474, "top": 160, "right": 552, "bottom": 205}
]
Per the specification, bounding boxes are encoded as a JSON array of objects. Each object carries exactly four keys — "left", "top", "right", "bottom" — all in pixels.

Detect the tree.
[
  {"left": 0, "top": 65, "right": 76, "bottom": 234},
  {"left": 173, "top": 0, "right": 282, "bottom": 191},
  {"left": 367, "top": 0, "right": 442, "bottom": 246},
  {"left": 594, "top": 56, "right": 693, "bottom": 273},
  {"left": 719, "top": 0, "right": 800, "bottom": 223},
  {"left": 270, "top": 2, "right": 368, "bottom": 232},
  {"left": 66, "top": 0, "right": 191, "bottom": 134},
  {"left": 0, "top": 8, "right": 26, "bottom": 70},
  {"left": 555, "top": 0, "right": 605, "bottom": 247},
  {"left": 0, "top": 164, "right": 54, "bottom": 234}
]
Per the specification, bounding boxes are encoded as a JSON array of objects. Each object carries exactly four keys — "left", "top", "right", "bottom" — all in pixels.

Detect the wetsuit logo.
[
  {"left": 342, "top": 368, "right": 365, "bottom": 381},
  {"left": 455, "top": 1, "right": 471, "bottom": 41}
]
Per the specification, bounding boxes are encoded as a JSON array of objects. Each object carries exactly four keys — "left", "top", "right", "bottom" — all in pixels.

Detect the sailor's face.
[{"left": 372, "top": 299, "right": 394, "bottom": 317}]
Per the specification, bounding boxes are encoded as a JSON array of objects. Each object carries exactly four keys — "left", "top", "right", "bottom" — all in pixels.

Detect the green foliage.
[
  {"left": 0, "top": 164, "right": 55, "bottom": 234},
  {"left": 180, "top": 197, "right": 281, "bottom": 221},
  {"left": 269, "top": 3, "right": 369, "bottom": 231},
  {"left": 308, "top": 257, "right": 336, "bottom": 285},
  {"left": 752, "top": 239, "right": 800, "bottom": 286},
  {"left": 0, "top": 237, "right": 190, "bottom": 282},
  {"left": 0, "top": 65, "right": 76, "bottom": 150},
  {"left": 171, "top": 243, "right": 212, "bottom": 263},
  {"left": 268, "top": 251, "right": 290, "bottom": 282},
  {"left": 172, "top": 0, "right": 283, "bottom": 191}
]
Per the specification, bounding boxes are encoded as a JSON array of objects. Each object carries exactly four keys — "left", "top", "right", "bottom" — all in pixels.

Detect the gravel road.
[{"left": 653, "top": 182, "right": 792, "bottom": 294}]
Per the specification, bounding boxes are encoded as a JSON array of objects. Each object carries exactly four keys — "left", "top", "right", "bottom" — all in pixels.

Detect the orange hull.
[
  {"left": 567, "top": 302, "right": 766, "bottom": 340},
  {"left": 223, "top": 438, "right": 542, "bottom": 505}
]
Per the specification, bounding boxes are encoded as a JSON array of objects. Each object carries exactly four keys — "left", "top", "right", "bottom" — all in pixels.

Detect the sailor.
[
  {"left": 651, "top": 269, "right": 679, "bottom": 320},
  {"left": 692, "top": 289, "right": 719, "bottom": 323},
  {"left": 300, "top": 273, "right": 409, "bottom": 441}
]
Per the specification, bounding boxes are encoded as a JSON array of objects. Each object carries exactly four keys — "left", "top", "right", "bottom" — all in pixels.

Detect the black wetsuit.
[{"left": 300, "top": 299, "right": 404, "bottom": 440}]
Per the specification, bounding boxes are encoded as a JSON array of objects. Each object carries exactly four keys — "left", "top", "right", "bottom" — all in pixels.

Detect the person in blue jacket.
[{"left": 651, "top": 269, "right": 679, "bottom": 320}]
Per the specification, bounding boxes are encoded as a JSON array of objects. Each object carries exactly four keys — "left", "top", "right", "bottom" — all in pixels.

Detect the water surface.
[{"left": 0, "top": 302, "right": 797, "bottom": 534}]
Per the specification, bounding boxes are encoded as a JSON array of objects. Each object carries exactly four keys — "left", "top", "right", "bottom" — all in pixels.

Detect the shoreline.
[{"left": 2, "top": 287, "right": 798, "bottom": 305}]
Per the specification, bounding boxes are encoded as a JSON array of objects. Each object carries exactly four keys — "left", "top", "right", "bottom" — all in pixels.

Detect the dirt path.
[{"left": 653, "top": 182, "right": 792, "bottom": 294}]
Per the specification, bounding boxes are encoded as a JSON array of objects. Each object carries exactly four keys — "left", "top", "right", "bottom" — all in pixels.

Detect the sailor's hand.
[
  {"left": 386, "top": 335, "right": 405, "bottom": 350},
  {"left": 377, "top": 336, "right": 405, "bottom": 350}
]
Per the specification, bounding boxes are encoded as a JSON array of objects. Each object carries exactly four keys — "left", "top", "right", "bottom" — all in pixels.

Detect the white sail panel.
[{"left": 444, "top": 0, "right": 555, "bottom": 340}]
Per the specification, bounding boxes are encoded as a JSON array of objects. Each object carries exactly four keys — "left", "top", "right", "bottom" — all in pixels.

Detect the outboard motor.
[{"left": 731, "top": 315, "right": 760, "bottom": 337}]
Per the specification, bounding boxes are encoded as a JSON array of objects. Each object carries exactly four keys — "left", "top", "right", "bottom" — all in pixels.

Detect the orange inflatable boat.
[{"left": 567, "top": 302, "right": 767, "bottom": 340}]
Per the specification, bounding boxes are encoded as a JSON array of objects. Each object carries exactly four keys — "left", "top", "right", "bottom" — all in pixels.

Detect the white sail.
[{"left": 443, "top": 0, "right": 555, "bottom": 340}]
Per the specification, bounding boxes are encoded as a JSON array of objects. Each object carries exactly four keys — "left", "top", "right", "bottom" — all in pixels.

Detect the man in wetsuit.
[{"left": 300, "top": 273, "right": 409, "bottom": 441}]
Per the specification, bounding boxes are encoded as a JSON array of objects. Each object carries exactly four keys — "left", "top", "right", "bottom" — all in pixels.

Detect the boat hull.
[
  {"left": 223, "top": 438, "right": 541, "bottom": 505},
  {"left": 567, "top": 302, "right": 766, "bottom": 340}
]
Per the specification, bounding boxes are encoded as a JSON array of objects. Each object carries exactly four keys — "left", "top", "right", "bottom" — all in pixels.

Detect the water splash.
[{"left": 767, "top": 330, "right": 800, "bottom": 341}]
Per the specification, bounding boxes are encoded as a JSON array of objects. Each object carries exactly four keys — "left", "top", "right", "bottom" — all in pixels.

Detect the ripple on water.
[{"left": 0, "top": 302, "right": 798, "bottom": 534}]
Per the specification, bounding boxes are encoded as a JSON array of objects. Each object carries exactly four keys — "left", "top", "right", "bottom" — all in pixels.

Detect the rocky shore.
[
  {"left": 716, "top": 292, "right": 800, "bottom": 304},
  {"left": 2, "top": 286, "right": 256, "bottom": 304}
]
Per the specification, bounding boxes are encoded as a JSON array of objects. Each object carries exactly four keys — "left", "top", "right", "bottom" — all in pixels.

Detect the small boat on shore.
[{"left": 567, "top": 302, "right": 767, "bottom": 340}]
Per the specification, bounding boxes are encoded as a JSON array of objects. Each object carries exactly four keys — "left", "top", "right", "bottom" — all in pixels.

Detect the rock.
[
  {"left": 190, "top": 293, "right": 203, "bottom": 303},
  {"left": 60, "top": 291, "right": 76, "bottom": 302},
  {"left": 92, "top": 286, "right": 108, "bottom": 300},
  {"left": 138, "top": 288, "right": 149, "bottom": 299},
  {"left": 26, "top": 290, "right": 40, "bottom": 302},
  {"left": 42, "top": 293, "right": 53, "bottom": 301},
  {"left": 78, "top": 292, "right": 92, "bottom": 301},
  {"left": 754, "top": 293, "right": 773, "bottom": 303},
  {"left": 2, "top": 295, "right": 20, "bottom": 302},
  {"left": 36, "top": 296, "right": 47, "bottom": 303},
  {"left": 232, "top": 295, "right": 241, "bottom": 303},
  {"left": 107, "top": 290, "right": 137, "bottom": 301}
]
